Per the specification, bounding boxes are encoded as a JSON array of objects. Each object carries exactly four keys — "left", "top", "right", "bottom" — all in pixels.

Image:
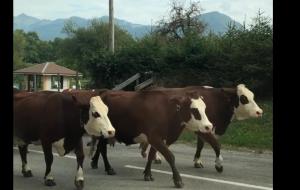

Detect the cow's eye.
[
  {"left": 240, "top": 95, "right": 249, "bottom": 104},
  {"left": 92, "top": 111, "right": 101, "bottom": 118},
  {"left": 191, "top": 108, "right": 201, "bottom": 120}
]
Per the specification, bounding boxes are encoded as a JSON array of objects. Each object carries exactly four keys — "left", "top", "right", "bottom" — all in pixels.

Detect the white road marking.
[
  {"left": 13, "top": 147, "right": 76, "bottom": 159},
  {"left": 13, "top": 148, "right": 272, "bottom": 190},
  {"left": 124, "top": 165, "right": 273, "bottom": 190}
]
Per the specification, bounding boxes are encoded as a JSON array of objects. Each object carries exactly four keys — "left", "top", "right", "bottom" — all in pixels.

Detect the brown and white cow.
[
  {"left": 85, "top": 90, "right": 213, "bottom": 188},
  {"left": 14, "top": 91, "right": 115, "bottom": 189},
  {"left": 141, "top": 84, "right": 263, "bottom": 172}
]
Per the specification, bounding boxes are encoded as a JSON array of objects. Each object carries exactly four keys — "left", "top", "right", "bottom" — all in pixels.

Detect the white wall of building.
[{"left": 42, "top": 75, "right": 71, "bottom": 91}]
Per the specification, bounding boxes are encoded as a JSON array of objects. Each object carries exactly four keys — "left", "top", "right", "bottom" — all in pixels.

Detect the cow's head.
[
  {"left": 73, "top": 95, "right": 115, "bottom": 138},
  {"left": 233, "top": 84, "right": 263, "bottom": 120},
  {"left": 171, "top": 93, "right": 213, "bottom": 133}
]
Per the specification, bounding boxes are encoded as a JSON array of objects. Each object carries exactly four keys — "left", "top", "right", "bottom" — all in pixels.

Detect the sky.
[{"left": 13, "top": 0, "right": 273, "bottom": 25}]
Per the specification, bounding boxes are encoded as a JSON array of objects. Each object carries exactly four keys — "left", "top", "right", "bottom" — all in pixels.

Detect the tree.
[
  {"left": 218, "top": 10, "right": 273, "bottom": 97},
  {"left": 13, "top": 30, "right": 26, "bottom": 70},
  {"left": 155, "top": 0, "right": 206, "bottom": 40},
  {"left": 58, "top": 19, "right": 135, "bottom": 87},
  {"left": 23, "top": 32, "right": 41, "bottom": 63}
]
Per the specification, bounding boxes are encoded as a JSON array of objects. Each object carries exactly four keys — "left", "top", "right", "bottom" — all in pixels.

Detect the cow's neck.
[
  {"left": 63, "top": 128, "right": 85, "bottom": 154},
  {"left": 167, "top": 112, "right": 188, "bottom": 145},
  {"left": 215, "top": 88, "right": 238, "bottom": 136},
  {"left": 63, "top": 108, "right": 86, "bottom": 154}
]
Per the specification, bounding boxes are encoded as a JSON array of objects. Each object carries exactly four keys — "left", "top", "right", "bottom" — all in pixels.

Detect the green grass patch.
[{"left": 178, "top": 100, "right": 273, "bottom": 151}]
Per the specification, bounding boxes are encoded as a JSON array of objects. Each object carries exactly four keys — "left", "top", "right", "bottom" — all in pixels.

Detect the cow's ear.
[
  {"left": 72, "top": 95, "right": 89, "bottom": 108},
  {"left": 170, "top": 96, "right": 185, "bottom": 105},
  {"left": 169, "top": 96, "right": 189, "bottom": 107},
  {"left": 185, "top": 91, "right": 199, "bottom": 99},
  {"left": 99, "top": 91, "right": 109, "bottom": 103},
  {"left": 220, "top": 88, "right": 232, "bottom": 102},
  {"left": 72, "top": 95, "right": 80, "bottom": 106},
  {"left": 221, "top": 88, "right": 236, "bottom": 95},
  {"left": 221, "top": 88, "right": 238, "bottom": 106}
]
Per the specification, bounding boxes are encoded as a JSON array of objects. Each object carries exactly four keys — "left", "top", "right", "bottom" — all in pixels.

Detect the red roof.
[{"left": 14, "top": 62, "right": 83, "bottom": 76}]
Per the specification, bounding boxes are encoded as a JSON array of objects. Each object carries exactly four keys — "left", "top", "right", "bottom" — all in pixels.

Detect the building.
[{"left": 13, "top": 62, "right": 82, "bottom": 92}]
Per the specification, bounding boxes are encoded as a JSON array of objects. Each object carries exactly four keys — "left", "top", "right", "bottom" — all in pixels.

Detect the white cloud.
[
  {"left": 201, "top": 0, "right": 273, "bottom": 24},
  {"left": 14, "top": 0, "right": 272, "bottom": 25}
]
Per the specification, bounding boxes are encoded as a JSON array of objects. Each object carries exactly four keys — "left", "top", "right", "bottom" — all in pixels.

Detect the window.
[
  {"left": 51, "top": 75, "right": 63, "bottom": 89},
  {"left": 27, "top": 75, "right": 42, "bottom": 91},
  {"left": 36, "top": 75, "right": 42, "bottom": 89}
]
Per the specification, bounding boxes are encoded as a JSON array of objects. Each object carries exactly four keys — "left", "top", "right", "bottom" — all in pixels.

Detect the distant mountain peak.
[
  {"left": 18, "top": 13, "right": 27, "bottom": 17},
  {"left": 14, "top": 11, "right": 242, "bottom": 41},
  {"left": 15, "top": 13, "right": 39, "bottom": 19}
]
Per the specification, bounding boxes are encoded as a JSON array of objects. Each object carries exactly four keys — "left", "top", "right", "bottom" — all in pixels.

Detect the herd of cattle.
[{"left": 13, "top": 84, "right": 263, "bottom": 189}]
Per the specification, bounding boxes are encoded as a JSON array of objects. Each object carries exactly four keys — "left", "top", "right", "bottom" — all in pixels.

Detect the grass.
[{"left": 178, "top": 100, "right": 273, "bottom": 151}]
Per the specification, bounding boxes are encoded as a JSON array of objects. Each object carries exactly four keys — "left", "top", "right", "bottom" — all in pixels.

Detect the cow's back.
[
  {"left": 102, "top": 90, "right": 171, "bottom": 144},
  {"left": 14, "top": 92, "right": 50, "bottom": 142},
  {"left": 14, "top": 91, "right": 80, "bottom": 145}
]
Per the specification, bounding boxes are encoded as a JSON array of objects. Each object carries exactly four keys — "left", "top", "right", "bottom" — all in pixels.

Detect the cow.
[
  {"left": 140, "top": 84, "right": 263, "bottom": 172},
  {"left": 13, "top": 90, "right": 115, "bottom": 189},
  {"left": 86, "top": 89, "right": 213, "bottom": 188}
]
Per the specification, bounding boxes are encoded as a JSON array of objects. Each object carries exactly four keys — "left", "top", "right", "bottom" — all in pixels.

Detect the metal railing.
[
  {"left": 135, "top": 78, "right": 154, "bottom": 91},
  {"left": 112, "top": 73, "right": 141, "bottom": 90},
  {"left": 112, "top": 72, "right": 154, "bottom": 91}
]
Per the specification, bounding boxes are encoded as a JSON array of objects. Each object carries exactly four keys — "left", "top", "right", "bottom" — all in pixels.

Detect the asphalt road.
[{"left": 13, "top": 137, "right": 273, "bottom": 190}]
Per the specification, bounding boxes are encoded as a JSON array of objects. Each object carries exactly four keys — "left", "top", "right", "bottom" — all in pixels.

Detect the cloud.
[{"left": 201, "top": 0, "right": 273, "bottom": 24}]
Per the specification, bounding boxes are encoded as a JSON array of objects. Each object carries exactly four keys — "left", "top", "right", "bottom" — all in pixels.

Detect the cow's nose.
[
  {"left": 256, "top": 110, "right": 263, "bottom": 116},
  {"left": 108, "top": 131, "right": 115, "bottom": 136},
  {"left": 205, "top": 126, "right": 211, "bottom": 131}
]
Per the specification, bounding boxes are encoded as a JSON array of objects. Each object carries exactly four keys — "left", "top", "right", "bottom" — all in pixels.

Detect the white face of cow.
[
  {"left": 234, "top": 84, "right": 263, "bottom": 120},
  {"left": 84, "top": 96, "right": 115, "bottom": 138},
  {"left": 183, "top": 97, "right": 213, "bottom": 133}
]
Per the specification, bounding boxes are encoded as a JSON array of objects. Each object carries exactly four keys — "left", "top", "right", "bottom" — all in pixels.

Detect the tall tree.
[
  {"left": 13, "top": 30, "right": 26, "bottom": 69},
  {"left": 155, "top": 0, "right": 206, "bottom": 40},
  {"left": 58, "top": 19, "right": 135, "bottom": 87}
]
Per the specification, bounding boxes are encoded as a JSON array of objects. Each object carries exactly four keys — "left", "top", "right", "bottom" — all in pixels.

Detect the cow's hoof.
[
  {"left": 174, "top": 180, "right": 184, "bottom": 188},
  {"left": 144, "top": 175, "right": 154, "bottom": 181},
  {"left": 106, "top": 168, "right": 116, "bottom": 175},
  {"left": 91, "top": 161, "right": 98, "bottom": 169},
  {"left": 44, "top": 179, "right": 56, "bottom": 186},
  {"left": 215, "top": 165, "right": 223, "bottom": 173},
  {"left": 22, "top": 170, "right": 33, "bottom": 177},
  {"left": 194, "top": 162, "right": 204, "bottom": 168},
  {"left": 75, "top": 179, "right": 84, "bottom": 190},
  {"left": 154, "top": 159, "right": 162, "bottom": 164}
]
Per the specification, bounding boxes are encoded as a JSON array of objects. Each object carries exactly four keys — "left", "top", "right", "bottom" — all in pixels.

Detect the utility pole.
[{"left": 109, "top": 0, "right": 114, "bottom": 53}]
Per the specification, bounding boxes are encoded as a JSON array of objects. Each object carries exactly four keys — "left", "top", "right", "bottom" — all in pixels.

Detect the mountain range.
[{"left": 14, "top": 11, "right": 242, "bottom": 41}]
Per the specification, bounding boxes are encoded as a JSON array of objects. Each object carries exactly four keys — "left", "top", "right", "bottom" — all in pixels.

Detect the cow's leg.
[
  {"left": 142, "top": 143, "right": 162, "bottom": 164},
  {"left": 154, "top": 152, "right": 162, "bottom": 164},
  {"left": 143, "top": 146, "right": 156, "bottom": 181},
  {"left": 42, "top": 143, "right": 56, "bottom": 186},
  {"left": 152, "top": 140, "right": 184, "bottom": 188},
  {"left": 194, "top": 135, "right": 205, "bottom": 168},
  {"left": 88, "top": 136, "right": 98, "bottom": 157},
  {"left": 18, "top": 144, "right": 33, "bottom": 177},
  {"left": 74, "top": 138, "right": 84, "bottom": 190},
  {"left": 99, "top": 137, "right": 116, "bottom": 175},
  {"left": 91, "top": 138, "right": 101, "bottom": 169},
  {"left": 200, "top": 133, "right": 223, "bottom": 173},
  {"left": 140, "top": 142, "right": 149, "bottom": 158}
]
